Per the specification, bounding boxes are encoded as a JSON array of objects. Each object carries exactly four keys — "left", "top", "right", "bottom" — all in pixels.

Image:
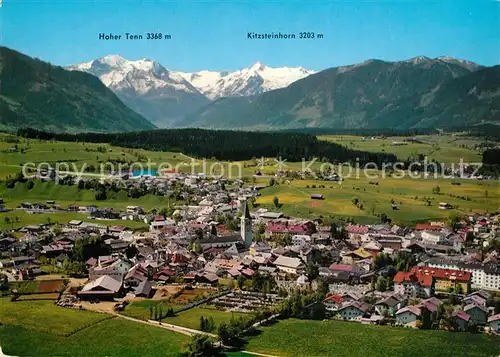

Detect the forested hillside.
[{"left": 0, "top": 47, "right": 155, "bottom": 133}]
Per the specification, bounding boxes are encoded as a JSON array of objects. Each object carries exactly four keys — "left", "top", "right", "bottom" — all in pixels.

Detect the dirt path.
[{"left": 241, "top": 351, "right": 281, "bottom": 357}]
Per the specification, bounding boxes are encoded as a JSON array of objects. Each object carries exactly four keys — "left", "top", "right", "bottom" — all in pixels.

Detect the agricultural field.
[
  {"left": 256, "top": 177, "right": 500, "bottom": 224},
  {"left": 319, "top": 134, "right": 490, "bottom": 165},
  {"left": 9, "top": 279, "right": 65, "bottom": 294},
  {"left": 0, "top": 134, "right": 230, "bottom": 180},
  {"left": 244, "top": 319, "right": 500, "bottom": 357},
  {"left": 1, "top": 133, "right": 499, "bottom": 227}
]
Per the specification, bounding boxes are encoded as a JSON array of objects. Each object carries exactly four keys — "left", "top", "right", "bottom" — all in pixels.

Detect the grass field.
[
  {"left": 256, "top": 177, "right": 500, "bottom": 224},
  {"left": 319, "top": 134, "right": 486, "bottom": 165},
  {"left": 1, "top": 133, "right": 499, "bottom": 227},
  {"left": 0, "top": 319, "right": 189, "bottom": 357},
  {"left": 244, "top": 319, "right": 500, "bottom": 357},
  {"left": 0, "top": 210, "right": 148, "bottom": 230},
  {"left": 0, "top": 298, "right": 110, "bottom": 336},
  {"left": 0, "top": 180, "right": 177, "bottom": 212},
  {"left": 0, "top": 298, "right": 189, "bottom": 356},
  {"left": 164, "top": 306, "right": 249, "bottom": 330},
  {"left": 121, "top": 299, "right": 182, "bottom": 321}
]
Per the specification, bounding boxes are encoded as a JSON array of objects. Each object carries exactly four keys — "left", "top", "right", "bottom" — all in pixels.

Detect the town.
[{"left": 0, "top": 165, "right": 499, "bottom": 357}]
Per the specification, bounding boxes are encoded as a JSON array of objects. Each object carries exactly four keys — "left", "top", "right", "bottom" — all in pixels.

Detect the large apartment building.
[{"left": 427, "top": 257, "right": 500, "bottom": 292}]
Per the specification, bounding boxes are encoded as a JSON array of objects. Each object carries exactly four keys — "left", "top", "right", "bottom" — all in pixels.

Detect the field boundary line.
[{"left": 64, "top": 315, "right": 116, "bottom": 337}]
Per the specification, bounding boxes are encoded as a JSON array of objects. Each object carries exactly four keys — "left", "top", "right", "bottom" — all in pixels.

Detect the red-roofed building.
[
  {"left": 323, "top": 294, "right": 344, "bottom": 310},
  {"left": 413, "top": 266, "right": 471, "bottom": 294},
  {"left": 265, "top": 221, "right": 314, "bottom": 238},
  {"left": 415, "top": 223, "right": 442, "bottom": 230},
  {"left": 346, "top": 224, "right": 369, "bottom": 235},
  {"left": 393, "top": 271, "right": 433, "bottom": 298},
  {"left": 394, "top": 266, "right": 472, "bottom": 298}
]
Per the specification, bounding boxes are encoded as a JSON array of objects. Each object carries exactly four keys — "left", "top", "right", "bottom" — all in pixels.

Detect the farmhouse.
[{"left": 78, "top": 275, "right": 123, "bottom": 301}]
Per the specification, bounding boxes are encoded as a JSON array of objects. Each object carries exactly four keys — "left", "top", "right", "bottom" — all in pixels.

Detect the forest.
[{"left": 17, "top": 128, "right": 398, "bottom": 165}]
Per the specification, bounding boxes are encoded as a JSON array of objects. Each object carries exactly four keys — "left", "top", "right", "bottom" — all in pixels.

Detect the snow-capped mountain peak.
[{"left": 177, "top": 61, "right": 316, "bottom": 99}]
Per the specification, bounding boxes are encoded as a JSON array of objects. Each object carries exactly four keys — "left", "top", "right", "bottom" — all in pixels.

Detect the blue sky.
[{"left": 1, "top": 0, "right": 499, "bottom": 71}]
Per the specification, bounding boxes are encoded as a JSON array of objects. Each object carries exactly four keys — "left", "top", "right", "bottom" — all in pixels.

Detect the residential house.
[
  {"left": 273, "top": 255, "right": 305, "bottom": 275},
  {"left": 134, "top": 280, "right": 153, "bottom": 298},
  {"left": 395, "top": 306, "right": 421, "bottom": 327},
  {"left": 487, "top": 314, "right": 500, "bottom": 333},
  {"left": 463, "top": 303, "right": 488, "bottom": 325},
  {"left": 374, "top": 294, "right": 407, "bottom": 317},
  {"left": 323, "top": 294, "right": 344, "bottom": 311},
  {"left": 337, "top": 301, "right": 372, "bottom": 320},
  {"left": 451, "top": 311, "right": 471, "bottom": 331}
]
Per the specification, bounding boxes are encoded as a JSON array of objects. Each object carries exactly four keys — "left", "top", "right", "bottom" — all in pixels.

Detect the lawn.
[
  {"left": 164, "top": 306, "right": 249, "bottom": 330},
  {"left": 244, "top": 319, "right": 500, "bottom": 357},
  {"left": 0, "top": 318, "right": 189, "bottom": 357}
]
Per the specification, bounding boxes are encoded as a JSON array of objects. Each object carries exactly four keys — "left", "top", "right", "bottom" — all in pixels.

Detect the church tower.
[{"left": 240, "top": 199, "right": 253, "bottom": 248}]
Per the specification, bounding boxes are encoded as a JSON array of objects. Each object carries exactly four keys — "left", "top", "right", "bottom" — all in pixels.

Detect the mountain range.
[
  {"left": 183, "top": 56, "right": 499, "bottom": 130},
  {"left": 69, "top": 56, "right": 315, "bottom": 127},
  {"left": 1, "top": 47, "right": 498, "bottom": 133},
  {"left": 0, "top": 47, "right": 155, "bottom": 133}
]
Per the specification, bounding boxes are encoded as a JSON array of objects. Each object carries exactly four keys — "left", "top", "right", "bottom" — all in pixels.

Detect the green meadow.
[
  {"left": 0, "top": 298, "right": 189, "bottom": 356},
  {"left": 256, "top": 176, "right": 500, "bottom": 224},
  {"left": 244, "top": 319, "right": 500, "bottom": 357},
  {"left": 0, "top": 133, "right": 499, "bottom": 227},
  {"left": 319, "top": 134, "right": 485, "bottom": 165}
]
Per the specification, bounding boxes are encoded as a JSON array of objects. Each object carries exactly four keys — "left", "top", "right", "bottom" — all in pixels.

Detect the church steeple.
[
  {"left": 240, "top": 199, "right": 253, "bottom": 248},
  {"left": 242, "top": 199, "right": 252, "bottom": 220}
]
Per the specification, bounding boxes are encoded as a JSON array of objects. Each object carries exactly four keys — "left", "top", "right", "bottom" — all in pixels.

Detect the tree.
[
  {"left": 178, "top": 334, "right": 220, "bottom": 357},
  {"left": 306, "top": 264, "right": 319, "bottom": 281},
  {"left": 273, "top": 196, "right": 279, "bottom": 208},
  {"left": 432, "top": 185, "right": 441, "bottom": 194},
  {"left": 375, "top": 276, "right": 389, "bottom": 292}
]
